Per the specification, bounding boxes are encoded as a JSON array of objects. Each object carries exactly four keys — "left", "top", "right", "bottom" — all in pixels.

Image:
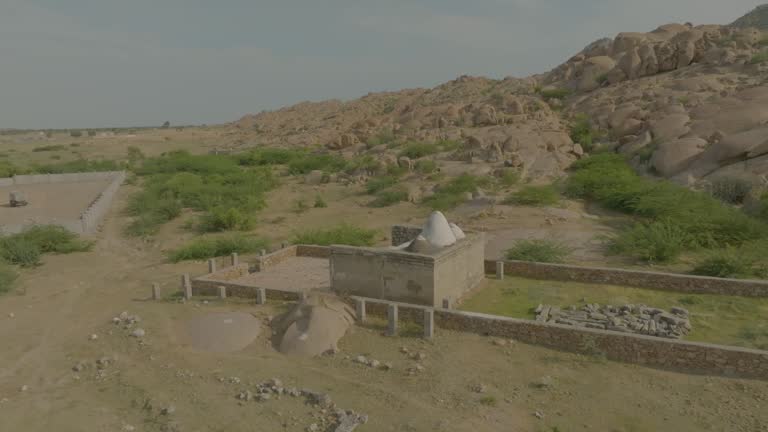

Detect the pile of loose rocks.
[
  {"left": 235, "top": 378, "right": 368, "bottom": 432},
  {"left": 535, "top": 303, "right": 692, "bottom": 339}
]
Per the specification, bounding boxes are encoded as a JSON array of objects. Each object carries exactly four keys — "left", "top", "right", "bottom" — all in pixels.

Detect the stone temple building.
[{"left": 329, "top": 211, "right": 486, "bottom": 307}]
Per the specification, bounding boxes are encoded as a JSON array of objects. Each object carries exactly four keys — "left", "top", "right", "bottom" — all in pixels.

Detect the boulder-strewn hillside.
[
  {"left": 230, "top": 76, "right": 581, "bottom": 182},
  {"left": 732, "top": 4, "right": 768, "bottom": 30},
  {"left": 228, "top": 5, "right": 768, "bottom": 187},
  {"left": 547, "top": 21, "right": 768, "bottom": 184}
]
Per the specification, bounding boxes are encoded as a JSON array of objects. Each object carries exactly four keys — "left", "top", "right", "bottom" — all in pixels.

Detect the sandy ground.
[
  {"left": 0, "top": 180, "right": 110, "bottom": 226},
  {"left": 233, "top": 257, "right": 330, "bottom": 292},
  {"left": 0, "top": 188, "right": 765, "bottom": 432}
]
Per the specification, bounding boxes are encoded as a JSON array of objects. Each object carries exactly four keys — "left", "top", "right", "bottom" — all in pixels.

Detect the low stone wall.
[
  {"left": 191, "top": 278, "right": 301, "bottom": 301},
  {"left": 391, "top": 225, "right": 422, "bottom": 246},
  {"left": 8, "top": 172, "right": 119, "bottom": 185},
  {"left": 296, "top": 244, "right": 331, "bottom": 258},
  {"left": 486, "top": 260, "right": 768, "bottom": 298},
  {"left": 357, "top": 297, "right": 768, "bottom": 379},
  {"left": 253, "top": 245, "right": 298, "bottom": 272},
  {"left": 79, "top": 171, "right": 126, "bottom": 234}
]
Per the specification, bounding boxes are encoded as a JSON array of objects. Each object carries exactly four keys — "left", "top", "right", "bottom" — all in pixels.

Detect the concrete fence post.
[
  {"left": 355, "top": 299, "right": 366, "bottom": 323},
  {"left": 423, "top": 309, "right": 434, "bottom": 339},
  {"left": 387, "top": 304, "right": 399, "bottom": 336},
  {"left": 182, "top": 274, "right": 192, "bottom": 300},
  {"left": 218, "top": 285, "right": 227, "bottom": 299},
  {"left": 256, "top": 288, "right": 266, "bottom": 305},
  {"left": 151, "top": 283, "right": 160, "bottom": 300},
  {"left": 208, "top": 259, "right": 217, "bottom": 274},
  {"left": 260, "top": 249, "right": 267, "bottom": 257},
  {"left": 231, "top": 253, "right": 239, "bottom": 266},
  {"left": 496, "top": 261, "right": 505, "bottom": 280}
]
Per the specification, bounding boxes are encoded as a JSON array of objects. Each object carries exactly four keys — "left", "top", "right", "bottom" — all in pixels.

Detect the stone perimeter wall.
[
  {"left": 0, "top": 171, "right": 125, "bottom": 235},
  {"left": 485, "top": 260, "right": 768, "bottom": 298},
  {"left": 356, "top": 297, "right": 768, "bottom": 380}
]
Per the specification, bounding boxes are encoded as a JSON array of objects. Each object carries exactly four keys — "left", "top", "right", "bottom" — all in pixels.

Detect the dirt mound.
[
  {"left": 270, "top": 294, "right": 355, "bottom": 357},
  {"left": 181, "top": 312, "right": 262, "bottom": 353}
]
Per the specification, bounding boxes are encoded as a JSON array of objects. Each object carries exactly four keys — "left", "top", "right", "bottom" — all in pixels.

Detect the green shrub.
[
  {"left": 127, "top": 146, "right": 145, "bottom": 165},
  {"left": 478, "top": 396, "right": 497, "bottom": 407},
  {"left": 505, "top": 239, "right": 571, "bottom": 263},
  {"left": 423, "top": 174, "right": 490, "bottom": 211},
  {"left": 287, "top": 153, "right": 346, "bottom": 175},
  {"left": 596, "top": 74, "right": 609, "bottom": 85},
  {"left": 70, "top": 130, "right": 83, "bottom": 138},
  {"left": 750, "top": 52, "right": 768, "bottom": 64},
  {"left": 344, "top": 155, "right": 382, "bottom": 174},
  {"left": 436, "top": 139, "right": 462, "bottom": 152},
  {"left": 708, "top": 176, "right": 753, "bottom": 204},
  {"left": 33, "top": 159, "right": 123, "bottom": 174},
  {"left": 497, "top": 169, "right": 521, "bottom": 187},
  {"left": 32, "top": 145, "right": 66, "bottom": 152},
  {"left": 0, "top": 238, "right": 41, "bottom": 267},
  {"left": 69, "top": 143, "right": 80, "bottom": 147},
  {"left": 399, "top": 142, "right": 440, "bottom": 159},
  {"left": 0, "top": 263, "right": 16, "bottom": 294},
  {"left": 692, "top": 249, "right": 755, "bottom": 279},
  {"left": 292, "top": 224, "right": 377, "bottom": 246},
  {"left": 539, "top": 88, "right": 571, "bottom": 100},
  {"left": 293, "top": 199, "right": 309, "bottom": 214},
  {"left": 366, "top": 176, "right": 398, "bottom": 195},
  {"left": 369, "top": 188, "right": 409, "bottom": 207},
  {"left": 168, "top": 235, "right": 268, "bottom": 262},
  {"left": 314, "top": 195, "right": 328, "bottom": 208},
  {"left": 236, "top": 148, "right": 304, "bottom": 166},
  {"left": 759, "top": 37, "right": 768, "bottom": 47},
  {"left": 198, "top": 207, "right": 254, "bottom": 232},
  {"left": 127, "top": 152, "right": 277, "bottom": 236},
  {"left": 569, "top": 114, "right": 599, "bottom": 152},
  {"left": 87, "top": 130, "right": 97, "bottom": 137},
  {"left": 504, "top": 185, "right": 560, "bottom": 206},
  {"left": 609, "top": 220, "right": 691, "bottom": 263},
  {"left": 415, "top": 160, "right": 438, "bottom": 175},
  {"left": 566, "top": 154, "right": 768, "bottom": 250},
  {"left": 366, "top": 130, "right": 396, "bottom": 148},
  {"left": 0, "top": 226, "right": 92, "bottom": 267}
]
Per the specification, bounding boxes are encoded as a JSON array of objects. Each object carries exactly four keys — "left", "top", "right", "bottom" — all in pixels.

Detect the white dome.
[
  {"left": 422, "top": 211, "right": 457, "bottom": 247},
  {"left": 450, "top": 223, "right": 466, "bottom": 240}
]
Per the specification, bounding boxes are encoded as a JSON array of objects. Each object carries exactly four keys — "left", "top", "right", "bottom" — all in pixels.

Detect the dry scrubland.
[{"left": 3, "top": 8, "right": 768, "bottom": 431}]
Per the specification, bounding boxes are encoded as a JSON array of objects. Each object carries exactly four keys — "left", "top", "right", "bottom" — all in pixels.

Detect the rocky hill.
[
  {"left": 732, "top": 4, "right": 768, "bottom": 30},
  {"left": 228, "top": 6, "right": 768, "bottom": 187}
]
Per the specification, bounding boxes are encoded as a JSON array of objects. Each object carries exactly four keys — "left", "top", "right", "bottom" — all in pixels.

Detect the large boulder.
[{"left": 651, "top": 137, "right": 707, "bottom": 177}]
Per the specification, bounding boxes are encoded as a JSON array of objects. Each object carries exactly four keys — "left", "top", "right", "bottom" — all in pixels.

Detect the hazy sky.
[{"left": 0, "top": 0, "right": 763, "bottom": 129}]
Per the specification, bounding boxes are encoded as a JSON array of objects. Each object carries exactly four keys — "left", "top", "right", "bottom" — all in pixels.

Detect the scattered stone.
[
  {"left": 96, "top": 357, "right": 113, "bottom": 369},
  {"left": 534, "top": 411, "right": 544, "bottom": 420},
  {"left": 229, "top": 377, "right": 241, "bottom": 384},
  {"left": 334, "top": 409, "right": 369, "bottom": 432},
  {"left": 535, "top": 303, "right": 692, "bottom": 339},
  {"left": 130, "top": 328, "right": 146, "bottom": 338},
  {"left": 399, "top": 346, "right": 409, "bottom": 354},
  {"left": 72, "top": 362, "right": 86, "bottom": 372},
  {"left": 160, "top": 405, "right": 175, "bottom": 415},
  {"left": 409, "top": 352, "right": 426, "bottom": 361},
  {"left": 381, "top": 362, "right": 393, "bottom": 371},
  {"left": 354, "top": 355, "right": 368, "bottom": 365},
  {"left": 533, "top": 376, "right": 554, "bottom": 389},
  {"left": 89, "top": 334, "right": 99, "bottom": 341},
  {"left": 307, "top": 424, "right": 320, "bottom": 432},
  {"left": 8, "top": 313, "right": 14, "bottom": 318},
  {"left": 304, "top": 390, "right": 333, "bottom": 408},
  {"left": 19, "top": 385, "right": 28, "bottom": 392},
  {"left": 237, "top": 390, "right": 253, "bottom": 401},
  {"left": 368, "top": 359, "right": 381, "bottom": 369},
  {"left": 471, "top": 384, "right": 487, "bottom": 394},
  {"left": 255, "top": 393, "right": 272, "bottom": 402},
  {"left": 492, "top": 339, "right": 507, "bottom": 347},
  {"left": 122, "top": 425, "right": 136, "bottom": 432}
]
